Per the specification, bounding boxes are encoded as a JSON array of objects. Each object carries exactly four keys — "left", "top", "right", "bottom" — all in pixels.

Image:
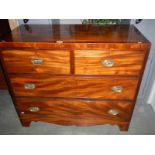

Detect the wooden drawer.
[
  {"left": 16, "top": 98, "right": 133, "bottom": 125},
  {"left": 75, "top": 50, "right": 145, "bottom": 76},
  {"left": 1, "top": 50, "right": 70, "bottom": 74},
  {"left": 9, "top": 75, "right": 138, "bottom": 100}
]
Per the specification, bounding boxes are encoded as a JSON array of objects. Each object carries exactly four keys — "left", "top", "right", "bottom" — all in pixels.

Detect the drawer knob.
[
  {"left": 108, "top": 109, "right": 119, "bottom": 116},
  {"left": 101, "top": 59, "right": 115, "bottom": 67},
  {"left": 24, "top": 83, "right": 35, "bottom": 90},
  {"left": 112, "top": 86, "right": 123, "bottom": 93},
  {"left": 29, "top": 107, "right": 40, "bottom": 112},
  {"left": 31, "top": 59, "right": 44, "bottom": 64}
]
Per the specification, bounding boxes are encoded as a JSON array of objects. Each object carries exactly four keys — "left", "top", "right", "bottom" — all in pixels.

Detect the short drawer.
[
  {"left": 75, "top": 50, "right": 145, "bottom": 76},
  {"left": 9, "top": 75, "right": 138, "bottom": 100},
  {"left": 16, "top": 98, "right": 133, "bottom": 125},
  {"left": 2, "top": 50, "right": 70, "bottom": 74}
]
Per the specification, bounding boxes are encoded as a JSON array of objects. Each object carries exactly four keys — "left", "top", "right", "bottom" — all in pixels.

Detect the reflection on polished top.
[{"left": 1, "top": 24, "right": 150, "bottom": 43}]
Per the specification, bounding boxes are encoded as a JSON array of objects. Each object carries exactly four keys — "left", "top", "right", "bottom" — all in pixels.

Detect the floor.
[{"left": 0, "top": 91, "right": 155, "bottom": 135}]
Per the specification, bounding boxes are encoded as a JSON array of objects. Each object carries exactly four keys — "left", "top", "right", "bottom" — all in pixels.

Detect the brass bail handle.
[
  {"left": 29, "top": 107, "right": 40, "bottom": 112},
  {"left": 112, "top": 86, "right": 123, "bottom": 93},
  {"left": 24, "top": 83, "right": 35, "bottom": 90},
  {"left": 108, "top": 109, "right": 120, "bottom": 116},
  {"left": 101, "top": 59, "right": 115, "bottom": 67},
  {"left": 31, "top": 59, "right": 44, "bottom": 65}
]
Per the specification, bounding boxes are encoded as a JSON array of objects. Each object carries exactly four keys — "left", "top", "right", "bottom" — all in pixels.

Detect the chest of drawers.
[{"left": 0, "top": 24, "right": 151, "bottom": 131}]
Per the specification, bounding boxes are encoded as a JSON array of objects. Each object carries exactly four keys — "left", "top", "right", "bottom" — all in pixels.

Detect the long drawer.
[
  {"left": 1, "top": 50, "right": 70, "bottom": 74},
  {"left": 9, "top": 75, "right": 139, "bottom": 100},
  {"left": 75, "top": 50, "right": 145, "bottom": 76},
  {"left": 16, "top": 98, "right": 133, "bottom": 125}
]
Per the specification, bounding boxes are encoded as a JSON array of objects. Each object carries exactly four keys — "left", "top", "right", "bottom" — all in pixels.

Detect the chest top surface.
[{"left": 0, "top": 24, "right": 150, "bottom": 44}]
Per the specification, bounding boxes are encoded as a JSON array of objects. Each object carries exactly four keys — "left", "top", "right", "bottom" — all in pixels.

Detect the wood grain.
[
  {"left": 0, "top": 25, "right": 150, "bottom": 51},
  {"left": 1, "top": 24, "right": 150, "bottom": 43},
  {"left": 0, "top": 42, "right": 150, "bottom": 51},
  {"left": 9, "top": 75, "right": 138, "bottom": 100},
  {"left": 0, "top": 24, "right": 151, "bottom": 131},
  {"left": 75, "top": 50, "right": 145, "bottom": 76},
  {"left": 2, "top": 50, "right": 70, "bottom": 74},
  {"left": 16, "top": 98, "right": 133, "bottom": 126}
]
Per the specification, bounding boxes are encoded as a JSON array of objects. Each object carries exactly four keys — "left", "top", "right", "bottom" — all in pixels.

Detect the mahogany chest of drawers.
[{"left": 0, "top": 24, "right": 151, "bottom": 131}]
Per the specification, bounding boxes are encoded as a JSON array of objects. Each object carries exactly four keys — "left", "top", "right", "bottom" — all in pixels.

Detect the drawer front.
[
  {"left": 75, "top": 50, "right": 145, "bottom": 76},
  {"left": 16, "top": 98, "right": 133, "bottom": 124},
  {"left": 10, "top": 75, "right": 138, "bottom": 100},
  {"left": 2, "top": 50, "right": 70, "bottom": 74}
]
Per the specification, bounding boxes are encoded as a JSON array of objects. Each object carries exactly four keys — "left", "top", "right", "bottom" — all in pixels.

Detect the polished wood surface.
[
  {"left": 0, "top": 25, "right": 150, "bottom": 51},
  {"left": 1, "top": 24, "right": 150, "bottom": 43},
  {"left": 0, "top": 42, "right": 150, "bottom": 50},
  {"left": 2, "top": 50, "right": 70, "bottom": 74},
  {"left": 16, "top": 98, "right": 132, "bottom": 126},
  {"left": 0, "top": 24, "right": 151, "bottom": 131},
  {"left": 74, "top": 77, "right": 138, "bottom": 100},
  {"left": 75, "top": 50, "right": 145, "bottom": 76},
  {"left": 9, "top": 75, "right": 138, "bottom": 100}
]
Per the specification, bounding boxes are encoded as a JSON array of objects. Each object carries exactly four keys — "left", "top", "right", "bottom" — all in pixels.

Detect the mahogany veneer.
[
  {"left": 16, "top": 98, "right": 133, "bottom": 126},
  {"left": 2, "top": 50, "right": 70, "bottom": 74},
  {"left": 75, "top": 50, "right": 145, "bottom": 76},
  {"left": 9, "top": 75, "right": 138, "bottom": 100},
  {"left": 0, "top": 24, "right": 151, "bottom": 131}
]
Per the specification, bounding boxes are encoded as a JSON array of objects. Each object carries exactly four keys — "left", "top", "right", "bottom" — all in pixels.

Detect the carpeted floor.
[{"left": 0, "top": 90, "right": 155, "bottom": 135}]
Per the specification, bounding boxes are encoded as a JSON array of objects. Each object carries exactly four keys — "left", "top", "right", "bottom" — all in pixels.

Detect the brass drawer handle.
[
  {"left": 56, "top": 40, "right": 63, "bottom": 43},
  {"left": 31, "top": 59, "right": 44, "bottom": 64},
  {"left": 112, "top": 86, "right": 123, "bottom": 93},
  {"left": 108, "top": 109, "right": 119, "bottom": 116},
  {"left": 29, "top": 107, "right": 40, "bottom": 112},
  {"left": 101, "top": 59, "right": 115, "bottom": 67},
  {"left": 24, "top": 83, "right": 35, "bottom": 90}
]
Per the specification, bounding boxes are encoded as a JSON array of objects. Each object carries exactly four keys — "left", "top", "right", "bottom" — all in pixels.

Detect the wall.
[
  {"left": 18, "top": 19, "right": 82, "bottom": 25},
  {"left": 18, "top": 19, "right": 130, "bottom": 25},
  {"left": 18, "top": 19, "right": 52, "bottom": 25},
  {"left": 131, "top": 20, "right": 155, "bottom": 106},
  {"left": 60, "top": 19, "right": 82, "bottom": 24}
]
